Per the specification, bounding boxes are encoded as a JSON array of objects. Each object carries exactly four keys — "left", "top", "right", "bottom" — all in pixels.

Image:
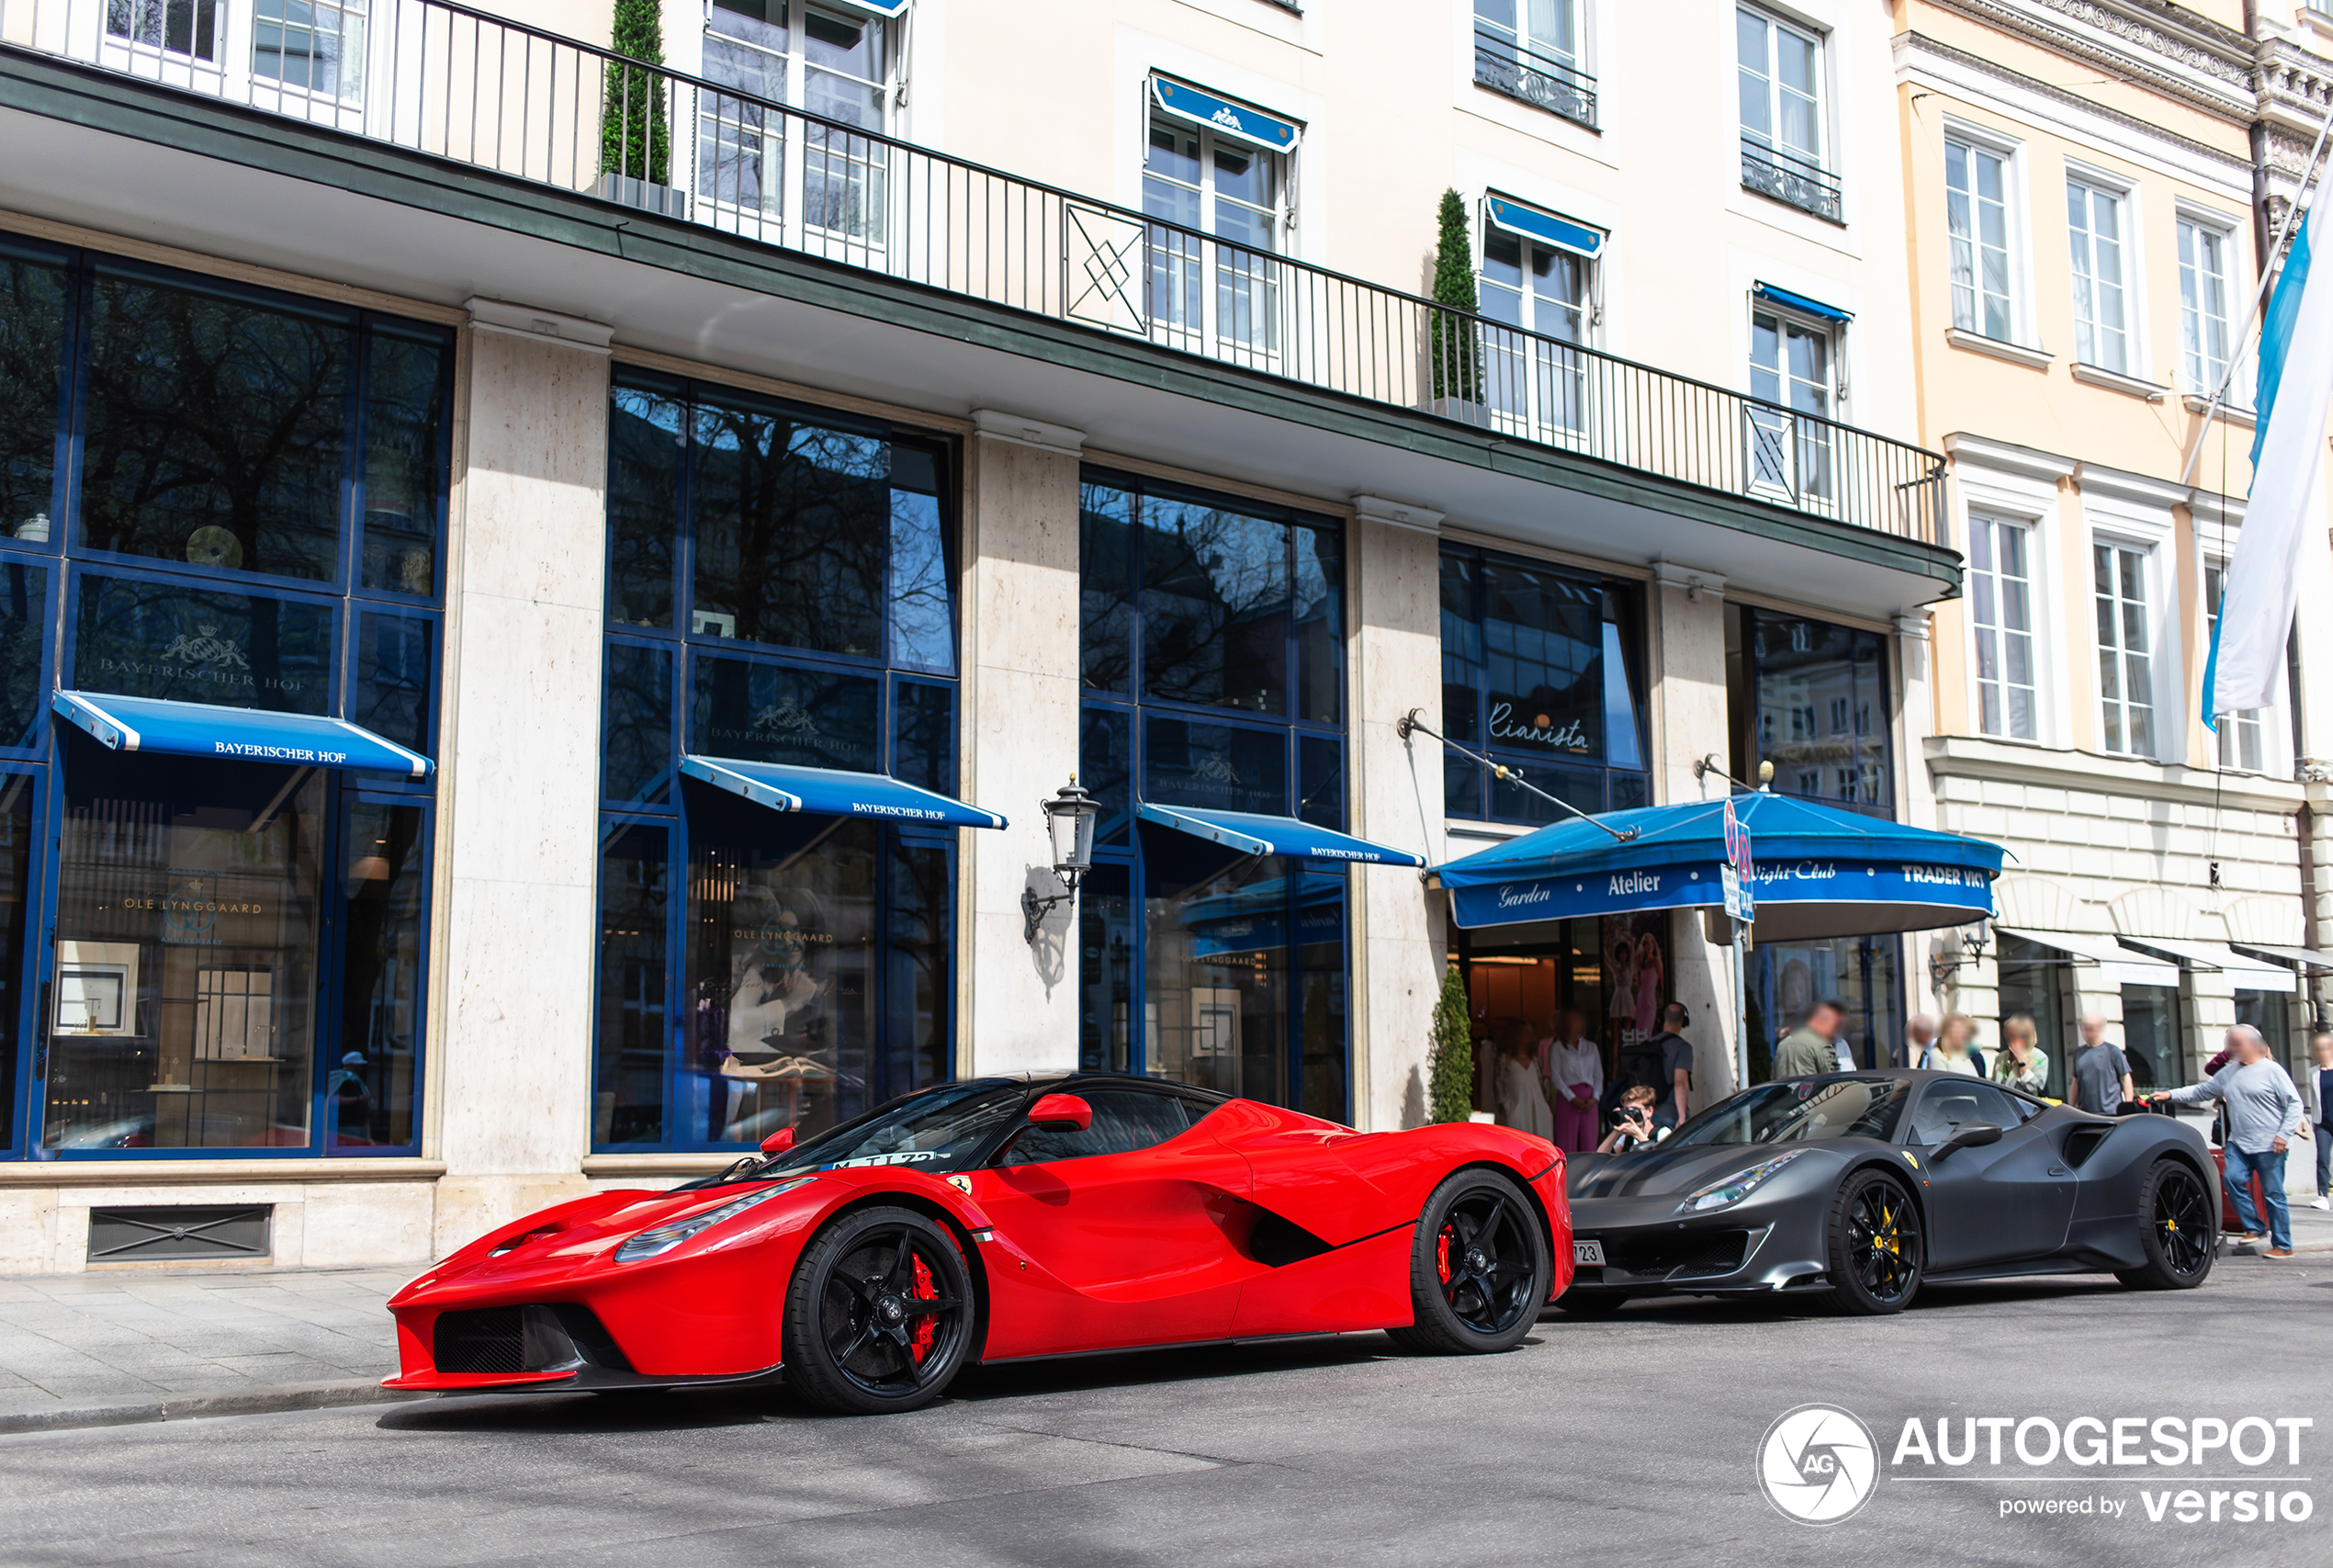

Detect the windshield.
[
  {"left": 749, "top": 1080, "right": 1031, "bottom": 1178},
  {"left": 1666, "top": 1076, "right": 1912, "bottom": 1148}
]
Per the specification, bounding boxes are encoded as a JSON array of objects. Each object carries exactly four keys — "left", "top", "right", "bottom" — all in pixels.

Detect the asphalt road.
[{"left": 2, "top": 1258, "right": 2324, "bottom": 1568}]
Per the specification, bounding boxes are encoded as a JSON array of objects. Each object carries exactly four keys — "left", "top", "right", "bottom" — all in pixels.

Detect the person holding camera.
[{"left": 1596, "top": 1086, "right": 1668, "bottom": 1155}]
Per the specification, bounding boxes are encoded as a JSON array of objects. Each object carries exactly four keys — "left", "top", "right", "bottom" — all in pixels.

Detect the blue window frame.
[
  {"left": 1076, "top": 468, "right": 1350, "bottom": 1122},
  {"left": 593, "top": 371, "right": 962, "bottom": 1153},
  {"left": 0, "top": 235, "right": 447, "bottom": 1161},
  {"left": 1438, "top": 543, "right": 1650, "bottom": 825}
]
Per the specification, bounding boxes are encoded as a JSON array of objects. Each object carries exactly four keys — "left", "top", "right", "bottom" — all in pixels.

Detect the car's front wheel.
[
  {"left": 2116, "top": 1157, "right": 2215, "bottom": 1291},
  {"left": 1825, "top": 1168, "right": 1922, "bottom": 1315},
  {"left": 782, "top": 1205, "right": 975, "bottom": 1415},
  {"left": 1386, "top": 1169, "right": 1550, "bottom": 1354}
]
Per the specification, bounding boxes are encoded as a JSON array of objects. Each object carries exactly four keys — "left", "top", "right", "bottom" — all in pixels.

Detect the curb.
[{"left": 0, "top": 1379, "right": 427, "bottom": 1437}]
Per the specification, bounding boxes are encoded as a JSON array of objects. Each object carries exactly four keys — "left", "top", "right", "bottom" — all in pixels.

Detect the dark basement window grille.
[{"left": 87, "top": 1205, "right": 273, "bottom": 1262}]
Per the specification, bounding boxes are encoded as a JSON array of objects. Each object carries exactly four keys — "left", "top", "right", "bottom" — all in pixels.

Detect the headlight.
[
  {"left": 614, "top": 1178, "right": 815, "bottom": 1263},
  {"left": 1675, "top": 1149, "right": 1809, "bottom": 1214}
]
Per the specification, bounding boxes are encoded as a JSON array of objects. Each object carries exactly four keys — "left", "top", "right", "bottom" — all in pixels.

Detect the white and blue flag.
[{"left": 2203, "top": 187, "right": 2333, "bottom": 726}]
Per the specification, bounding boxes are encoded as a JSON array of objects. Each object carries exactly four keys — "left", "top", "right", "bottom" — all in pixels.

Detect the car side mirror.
[
  {"left": 1027, "top": 1093, "right": 1092, "bottom": 1132},
  {"left": 1932, "top": 1121, "right": 2002, "bottom": 1161},
  {"left": 759, "top": 1126, "right": 796, "bottom": 1156}
]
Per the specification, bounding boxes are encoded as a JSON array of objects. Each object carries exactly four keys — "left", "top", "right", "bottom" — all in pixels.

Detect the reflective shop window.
[
  {"left": 0, "top": 243, "right": 67, "bottom": 547},
  {"left": 45, "top": 743, "right": 327, "bottom": 1153},
  {"left": 1736, "top": 609, "right": 1892, "bottom": 817},
  {"left": 332, "top": 800, "right": 428, "bottom": 1150},
  {"left": 594, "top": 373, "right": 964, "bottom": 1153},
  {"left": 1439, "top": 546, "right": 1648, "bottom": 823},
  {"left": 73, "top": 573, "right": 334, "bottom": 714},
  {"left": 0, "top": 777, "right": 29, "bottom": 1152},
  {"left": 0, "top": 562, "right": 48, "bottom": 750}
]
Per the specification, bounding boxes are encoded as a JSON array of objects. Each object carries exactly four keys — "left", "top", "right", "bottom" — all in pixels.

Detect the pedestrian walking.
[
  {"left": 2068, "top": 1012, "right": 2135, "bottom": 1112},
  {"left": 1540, "top": 1008, "right": 1603, "bottom": 1156},
  {"left": 1903, "top": 1013, "right": 1937, "bottom": 1072},
  {"left": 2151, "top": 1025, "right": 2306, "bottom": 1258},
  {"left": 1773, "top": 999, "right": 1845, "bottom": 1081},
  {"left": 2305, "top": 1029, "right": 2332, "bottom": 1213},
  {"left": 1921, "top": 1012, "right": 1986, "bottom": 1077},
  {"left": 1992, "top": 1012, "right": 2050, "bottom": 1096}
]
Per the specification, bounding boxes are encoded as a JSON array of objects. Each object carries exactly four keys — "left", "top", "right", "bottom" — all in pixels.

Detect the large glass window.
[
  {"left": 1946, "top": 139, "right": 2014, "bottom": 341},
  {"left": 594, "top": 372, "right": 961, "bottom": 1152},
  {"left": 2067, "top": 180, "right": 2130, "bottom": 375},
  {"left": 0, "top": 776, "right": 31, "bottom": 1153},
  {"left": 2204, "top": 558, "right": 2265, "bottom": 773},
  {"left": 1077, "top": 471, "right": 1348, "bottom": 1120},
  {"left": 1968, "top": 514, "right": 2037, "bottom": 741},
  {"left": 1749, "top": 935, "right": 1902, "bottom": 1078},
  {"left": 1439, "top": 545, "right": 1647, "bottom": 824},
  {"left": 1729, "top": 608, "right": 1890, "bottom": 817},
  {"left": 0, "top": 240, "right": 447, "bottom": 1160},
  {"left": 2093, "top": 541, "right": 2154, "bottom": 757},
  {"left": 1996, "top": 932, "right": 2068, "bottom": 1099},
  {"left": 2120, "top": 984, "right": 2181, "bottom": 1092}
]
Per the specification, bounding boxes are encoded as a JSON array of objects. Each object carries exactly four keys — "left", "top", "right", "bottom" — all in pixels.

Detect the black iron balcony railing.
[
  {"left": 1471, "top": 27, "right": 1596, "bottom": 130},
  {"left": 0, "top": 0, "right": 1942, "bottom": 544},
  {"left": 1741, "top": 137, "right": 1844, "bottom": 224}
]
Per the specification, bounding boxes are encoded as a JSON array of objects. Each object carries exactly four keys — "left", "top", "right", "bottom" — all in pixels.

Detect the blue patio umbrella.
[{"left": 1433, "top": 790, "right": 2002, "bottom": 943}]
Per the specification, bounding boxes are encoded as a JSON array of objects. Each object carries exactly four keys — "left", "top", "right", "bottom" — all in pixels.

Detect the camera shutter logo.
[{"left": 1757, "top": 1404, "right": 1880, "bottom": 1525}]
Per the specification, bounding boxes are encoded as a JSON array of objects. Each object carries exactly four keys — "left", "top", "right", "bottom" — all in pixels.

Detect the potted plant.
[
  {"left": 1425, "top": 188, "right": 1489, "bottom": 426},
  {"left": 599, "top": 0, "right": 685, "bottom": 219},
  {"left": 1427, "top": 964, "right": 1477, "bottom": 1124}
]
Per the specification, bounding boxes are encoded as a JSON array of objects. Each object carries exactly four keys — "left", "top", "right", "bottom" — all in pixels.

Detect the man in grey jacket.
[{"left": 2151, "top": 1025, "right": 2306, "bottom": 1258}]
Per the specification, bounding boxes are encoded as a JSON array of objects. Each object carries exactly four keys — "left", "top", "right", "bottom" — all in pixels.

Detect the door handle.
[{"left": 2047, "top": 1167, "right": 2069, "bottom": 1177}]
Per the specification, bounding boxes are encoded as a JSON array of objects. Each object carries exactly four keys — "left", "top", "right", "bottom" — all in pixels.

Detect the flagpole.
[{"left": 2178, "top": 96, "right": 2333, "bottom": 490}]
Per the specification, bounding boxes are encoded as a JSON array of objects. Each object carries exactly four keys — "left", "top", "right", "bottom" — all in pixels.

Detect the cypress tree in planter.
[
  {"left": 1427, "top": 965, "right": 1477, "bottom": 1124},
  {"left": 1426, "top": 187, "right": 1486, "bottom": 423},
  {"left": 602, "top": 0, "right": 679, "bottom": 214}
]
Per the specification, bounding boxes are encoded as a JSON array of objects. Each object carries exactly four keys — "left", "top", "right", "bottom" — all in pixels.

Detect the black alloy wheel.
[
  {"left": 782, "top": 1206, "right": 975, "bottom": 1414},
  {"left": 1825, "top": 1168, "right": 1923, "bottom": 1315},
  {"left": 2118, "top": 1158, "right": 2215, "bottom": 1291},
  {"left": 1388, "top": 1170, "right": 1550, "bottom": 1354}
]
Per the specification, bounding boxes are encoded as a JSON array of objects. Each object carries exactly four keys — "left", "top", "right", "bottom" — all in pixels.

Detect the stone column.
[
  {"left": 1647, "top": 560, "right": 1735, "bottom": 1102},
  {"left": 429, "top": 301, "right": 613, "bottom": 1256},
  {"left": 960, "top": 412, "right": 1085, "bottom": 1075},
  {"left": 1349, "top": 498, "right": 1447, "bottom": 1131}
]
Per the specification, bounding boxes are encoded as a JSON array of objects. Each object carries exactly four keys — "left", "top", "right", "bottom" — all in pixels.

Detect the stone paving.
[{"left": 0, "top": 1267, "right": 405, "bottom": 1420}]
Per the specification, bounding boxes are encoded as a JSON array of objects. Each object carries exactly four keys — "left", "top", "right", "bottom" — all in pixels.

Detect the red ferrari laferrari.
[{"left": 385, "top": 1074, "right": 1571, "bottom": 1413}]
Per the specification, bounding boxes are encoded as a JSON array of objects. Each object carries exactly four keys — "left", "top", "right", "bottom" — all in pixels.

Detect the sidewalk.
[{"left": 0, "top": 1266, "right": 411, "bottom": 1434}]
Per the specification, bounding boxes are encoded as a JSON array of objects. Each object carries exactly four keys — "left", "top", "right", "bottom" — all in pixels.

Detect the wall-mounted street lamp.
[
  {"left": 1022, "top": 777, "right": 1099, "bottom": 942},
  {"left": 1928, "top": 919, "right": 1991, "bottom": 991}
]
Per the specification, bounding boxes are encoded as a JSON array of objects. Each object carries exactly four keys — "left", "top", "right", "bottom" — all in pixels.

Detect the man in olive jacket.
[{"left": 1773, "top": 999, "right": 1846, "bottom": 1081}]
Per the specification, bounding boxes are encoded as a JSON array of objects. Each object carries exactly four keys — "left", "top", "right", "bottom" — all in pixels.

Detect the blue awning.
[
  {"left": 1484, "top": 197, "right": 1605, "bottom": 260},
  {"left": 1138, "top": 803, "right": 1425, "bottom": 867},
  {"left": 54, "top": 691, "right": 432, "bottom": 777},
  {"left": 1434, "top": 791, "right": 2001, "bottom": 940},
  {"left": 1753, "top": 282, "right": 1853, "bottom": 322},
  {"left": 1152, "top": 78, "right": 1301, "bottom": 153},
  {"left": 681, "top": 755, "right": 1006, "bottom": 829}
]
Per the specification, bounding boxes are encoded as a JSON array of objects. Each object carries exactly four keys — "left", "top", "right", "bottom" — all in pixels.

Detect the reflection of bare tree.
[
  {"left": 77, "top": 277, "right": 349, "bottom": 582},
  {"left": 0, "top": 257, "right": 67, "bottom": 536},
  {"left": 1079, "top": 485, "right": 1135, "bottom": 693},
  {"left": 1142, "top": 501, "right": 1290, "bottom": 711},
  {"left": 609, "top": 390, "right": 683, "bottom": 628},
  {"left": 692, "top": 404, "right": 887, "bottom": 654}
]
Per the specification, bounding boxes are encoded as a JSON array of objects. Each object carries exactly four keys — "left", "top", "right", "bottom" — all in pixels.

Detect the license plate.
[{"left": 1573, "top": 1239, "right": 1606, "bottom": 1267}]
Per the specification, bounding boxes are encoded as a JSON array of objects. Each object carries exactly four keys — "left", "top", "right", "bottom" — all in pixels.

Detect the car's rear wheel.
[
  {"left": 2117, "top": 1157, "right": 2215, "bottom": 1291},
  {"left": 782, "top": 1205, "right": 975, "bottom": 1415},
  {"left": 1825, "top": 1168, "right": 1922, "bottom": 1315},
  {"left": 1386, "top": 1169, "right": 1550, "bottom": 1355},
  {"left": 1551, "top": 1289, "right": 1629, "bottom": 1318}
]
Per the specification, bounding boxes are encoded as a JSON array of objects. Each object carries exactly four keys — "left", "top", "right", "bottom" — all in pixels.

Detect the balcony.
[
  {"left": 1741, "top": 137, "right": 1843, "bottom": 225},
  {"left": 0, "top": 0, "right": 1940, "bottom": 547},
  {"left": 1471, "top": 27, "right": 1597, "bottom": 131}
]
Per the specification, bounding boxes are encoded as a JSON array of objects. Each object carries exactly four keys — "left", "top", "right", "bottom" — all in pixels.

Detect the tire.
[
  {"left": 781, "top": 1205, "right": 976, "bottom": 1415},
  {"left": 1824, "top": 1168, "right": 1923, "bottom": 1315},
  {"left": 1386, "top": 1169, "right": 1550, "bottom": 1355},
  {"left": 1552, "top": 1290, "right": 1629, "bottom": 1318},
  {"left": 2119, "top": 1157, "right": 2215, "bottom": 1291}
]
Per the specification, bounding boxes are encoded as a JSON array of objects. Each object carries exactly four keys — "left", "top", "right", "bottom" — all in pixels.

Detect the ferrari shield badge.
[
  {"left": 1901, "top": 1152, "right": 1920, "bottom": 1169},
  {"left": 946, "top": 1175, "right": 973, "bottom": 1194}
]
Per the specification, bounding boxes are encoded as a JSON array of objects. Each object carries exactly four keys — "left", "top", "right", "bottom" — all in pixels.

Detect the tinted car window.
[
  {"left": 1668, "top": 1077, "right": 1910, "bottom": 1147},
  {"left": 1003, "top": 1089, "right": 1190, "bottom": 1167},
  {"left": 1907, "top": 1081, "right": 2023, "bottom": 1145},
  {"left": 765, "top": 1081, "right": 1028, "bottom": 1176}
]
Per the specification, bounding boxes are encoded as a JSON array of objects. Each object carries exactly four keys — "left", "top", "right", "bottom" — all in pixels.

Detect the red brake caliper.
[
  {"left": 908, "top": 1253, "right": 938, "bottom": 1363},
  {"left": 1436, "top": 1227, "right": 1453, "bottom": 1286}
]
